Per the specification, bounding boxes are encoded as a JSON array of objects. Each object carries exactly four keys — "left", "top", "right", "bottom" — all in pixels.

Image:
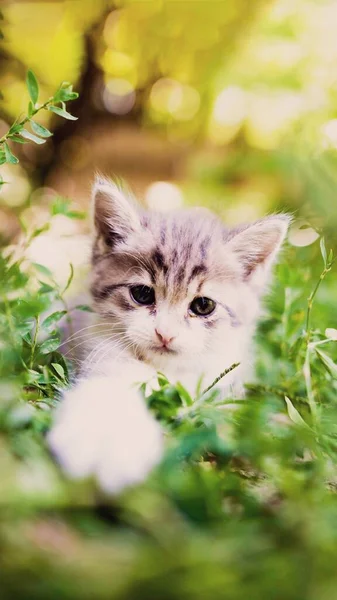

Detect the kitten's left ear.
[
  {"left": 92, "top": 176, "right": 140, "bottom": 246},
  {"left": 227, "top": 214, "right": 291, "bottom": 284}
]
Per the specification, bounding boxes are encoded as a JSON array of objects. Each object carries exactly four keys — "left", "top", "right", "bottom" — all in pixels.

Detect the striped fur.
[
  {"left": 87, "top": 177, "right": 290, "bottom": 393},
  {"left": 48, "top": 177, "right": 290, "bottom": 495}
]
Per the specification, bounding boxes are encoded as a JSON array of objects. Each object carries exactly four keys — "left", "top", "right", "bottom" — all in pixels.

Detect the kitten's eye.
[
  {"left": 130, "top": 285, "right": 155, "bottom": 305},
  {"left": 189, "top": 296, "right": 216, "bottom": 316}
]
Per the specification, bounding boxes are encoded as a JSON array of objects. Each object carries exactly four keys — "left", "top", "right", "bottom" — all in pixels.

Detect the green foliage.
[
  {"left": 1, "top": 199, "right": 337, "bottom": 598},
  {"left": 0, "top": 72, "right": 78, "bottom": 171},
  {"left": 26, "top": 69, "right": 39, "bottom": 105}
]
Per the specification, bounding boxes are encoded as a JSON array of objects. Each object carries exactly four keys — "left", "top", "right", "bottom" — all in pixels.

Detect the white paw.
[{"left": 47, "top": 376, "right": 163, "bottom": 494}]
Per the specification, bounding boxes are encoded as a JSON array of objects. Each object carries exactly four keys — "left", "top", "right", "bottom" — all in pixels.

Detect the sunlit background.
[{"left": 2, "top": 0, "right": 337, "bottom": 255}]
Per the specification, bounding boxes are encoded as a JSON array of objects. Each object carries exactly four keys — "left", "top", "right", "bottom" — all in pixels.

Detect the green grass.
[{"left": 1, "top": 199, "right": 337, "bottom": 599}]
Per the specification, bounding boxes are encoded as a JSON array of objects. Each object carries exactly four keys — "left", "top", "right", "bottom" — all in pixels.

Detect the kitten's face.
[{"left": 90, "top": 179, "right": 289, "bottom": 370}]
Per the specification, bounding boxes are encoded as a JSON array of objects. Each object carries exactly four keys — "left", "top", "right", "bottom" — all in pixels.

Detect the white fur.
[
  {"left": 48, "top": 180, "right": 289, "bottom": 494},
  {"left": 48, "top": 287, "right": 250, "bottom": 494},
  {"left": 48, "top": 361, "right": 162, "bottom": 494}
]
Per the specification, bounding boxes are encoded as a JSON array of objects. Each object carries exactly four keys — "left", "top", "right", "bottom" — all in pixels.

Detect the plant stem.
[
  {"left": 29, "top": 315, "right": 40, "bottom": 370},
  {"left": 175, "top": 363, "right": 240, "bottom": 422},
  {"left": 303, "top": 346, "right": 318, "bottom": 425},
  {"left": 200, "top": 362, "right": 240, "bottom": 397},
  {"left": 305, "top": 265, "right": 331, "bottom": 338},
  {"left": 303, "top": 256, "right": 334, "bottom": 424},
  {"left": 0, "top": 98, "right": 53, "bottom": 146}
]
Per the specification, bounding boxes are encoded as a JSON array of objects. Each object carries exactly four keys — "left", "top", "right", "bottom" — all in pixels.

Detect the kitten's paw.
[
  {"left": 95, "top": 401, "right": 163, "bottom": 494},
  {"left": 47, "top": 376, "right": 163, "bottom": 493}
]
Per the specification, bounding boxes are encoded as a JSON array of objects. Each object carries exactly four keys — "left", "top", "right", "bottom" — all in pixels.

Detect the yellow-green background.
[{"left": 2, "top": 0, "right": 337, "bottom": 239}]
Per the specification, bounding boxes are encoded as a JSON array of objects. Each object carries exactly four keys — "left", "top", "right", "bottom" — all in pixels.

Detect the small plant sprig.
[
  {"left": 305, "top": 237, "right": 336, "bottom": 338},
  {"left": 0, "top": 69, "right": 78, "bottom": 170},
  {"left": 303, "top": 237, "right": 336, "bottom": 424}
]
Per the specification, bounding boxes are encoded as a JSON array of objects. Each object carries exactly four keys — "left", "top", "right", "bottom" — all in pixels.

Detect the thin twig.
[
  {"left": 29, "top": 315, "right": 40, "bottom": 370},
  {"left": 303, "top": 246, "right": 335, "bottom": 425},
  {"left": 175, "top": 362, "right": 240, "bottom": 422},
  {"left": 201, "top": 362, "right": 240, "bottom": 397},
  {"left": 0, "top": 99, "right": 53, "bottom": 146},
  {"left": 305, "top": 266, "right": 332, "bottom": 338}
]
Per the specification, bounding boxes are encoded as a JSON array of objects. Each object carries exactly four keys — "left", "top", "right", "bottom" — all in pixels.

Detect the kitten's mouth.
[{"left": 151, "top": 344, "right": 177, "bottom": 355}]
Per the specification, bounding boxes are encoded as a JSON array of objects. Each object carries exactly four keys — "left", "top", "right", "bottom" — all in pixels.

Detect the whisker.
[
  {"left": 107, "top": 340, "right": 135, "bottom": 364},
  {"left": 63, "top": 331, "right": 125, "bottom": 358},
  {"left": 61, "top": 326, "right": 126, "bottom": 347},
  {"left": 84, "top": 334, "right": 127, "bottom": 366},
  {"left": 90, "top": 339, "right": 135, "bottom": 369},
  {"left": 59, "top": 322, "right": 124, "bottom": 347}
]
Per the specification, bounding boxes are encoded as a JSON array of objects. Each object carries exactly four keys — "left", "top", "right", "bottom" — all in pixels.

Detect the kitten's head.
[{"left": 90, "top": 177, "right": 290, "bottom": 369}]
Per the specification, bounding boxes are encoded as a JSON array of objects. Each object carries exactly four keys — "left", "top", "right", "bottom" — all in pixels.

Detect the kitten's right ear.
[{"left": 92, "top": 177, "right": 140, "bottom": 247}]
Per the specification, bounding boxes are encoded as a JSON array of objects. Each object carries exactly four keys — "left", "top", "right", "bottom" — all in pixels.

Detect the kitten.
[{"left": 48, "top": 177, "right": 290, "bottom": 493}]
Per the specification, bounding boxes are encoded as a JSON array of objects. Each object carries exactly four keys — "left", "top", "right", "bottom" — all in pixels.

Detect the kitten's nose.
[{"left": 155, "top": 328, "right": 175, "bottom": 347}]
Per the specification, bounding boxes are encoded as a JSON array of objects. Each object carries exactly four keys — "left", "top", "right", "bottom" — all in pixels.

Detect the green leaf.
[
  {"left": 320, "top": 237, "right": 327, "bottom": 267},
  {"left": 42, "top": 310, "right": 67, "bottom": 331},
  {"left": 155, "top": 372, "right": 169, "bottom": 386},
  {"left": 51, "top": 196, "right": 71, "bottom": 216},
  {"left": 20, "top": 129, "right": 46, "bottom": 145},
  {"left": 66, "top": 210, "right": 86, "bottom": 220},
  {"left": 9, "top": 135, "right": 28, "bottom": 144},
  {"left": 284, "top": 397, "right": 311, "bottom": 429},
  {"left": 25, "top": 369, "right": 42, "bottom": 384},
  {"left": 51, "top": 196, "right": 86, "bottom": 220},
  {"left": 39, "top": 336, "right": 60, "bottom": 355},
  {"left": 74, "top": 304, "right": 93, "bottom": 312},
  {"left": 175, "top": 382, "right": 193, "bottom": 407},
  {"left": 63, "top": 263, "right": 74, "bottom": 294},
  {"left": 8, "top": 122, "right": 23, "bottom": 135},
  {"left": 38, "top": 282, "right": 55, "bottom": 294},
  {"left": 28, "top": 101, "right": 34, "bottom": 117},
  {"left": 4, "top": 142, "right": 19, "bottom": 164},
  {"left": 26, "top": 70, "right": 39, "bottom": 105},
  {"left": 51, "top": 363, "right": 66, "bottom": 381},
  {"left": 54, "top": 87, "right": 79, "bottom": 102},
  {"left": 48, "top": 105, "right": 78, "bottom": 120},
  {"left": 315, "top": 349, "right": 337, "bottom": 378},
  {"left": 32, "top": 262, "right": 53, "bottom": 277},
  {"left": 30, "top": 224, "right": 50, "bottom": 239},
  {"left": 17, "top": 320, "right": 35, "bottom": 337},
  {"left": 30, "top": 120, "right": 52, "bottom": 138},
  {"left": 15, "top": 296, "right": 53, "bottom": 319}
]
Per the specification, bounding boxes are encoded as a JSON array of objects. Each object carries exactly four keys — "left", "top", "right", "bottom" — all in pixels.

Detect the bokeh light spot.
[
  {"left": 103, "top": 79, "right": 135, "bottom": 115},
  {"left": 101, "top": 49, "right": 137, "bottom": 86},
  {"left": 145, "top": 182, "right": 184, "bottom": 211},
  {"left": 213, "top": 86, "right": 247, "bottom": 127},
  {"left": 320, "top": 119, "right": 337, "bottom": 149},
  {"left": 149, "top": 79, "right": 200, "bottom": 122},
  {"left": 0, "top": 165, "right": 30, "bottom": 207},
  {"left": 288, "top": 221, "right": 320, "bottom": 247}
]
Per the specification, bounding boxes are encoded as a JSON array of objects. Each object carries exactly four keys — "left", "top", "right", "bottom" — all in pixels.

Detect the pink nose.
[{"left": 155, "top": 328, "right": 175, "bottom": 347}]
